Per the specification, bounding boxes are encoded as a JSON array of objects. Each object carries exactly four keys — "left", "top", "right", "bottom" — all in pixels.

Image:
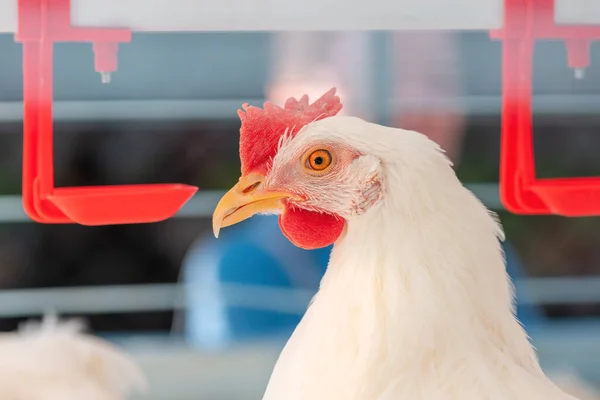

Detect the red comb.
[{"left": 238, "top": 88, "right": 343, "bottom": 175}]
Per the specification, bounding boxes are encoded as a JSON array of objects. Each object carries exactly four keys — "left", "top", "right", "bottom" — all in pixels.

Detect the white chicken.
[
  {"left": 212, "top": 88, "right": 590, "bottom": 399},
  {"left": 0, "top": 314, "right": 146, "bottom": 400}
]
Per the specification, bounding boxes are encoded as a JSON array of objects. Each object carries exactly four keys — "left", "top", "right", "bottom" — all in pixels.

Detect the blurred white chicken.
[
  {"left": 0, "top": 314, "right": 146, "bottom": 400},
  {"left": 213, "top": 89, "right": 598, "bottom": 400}
]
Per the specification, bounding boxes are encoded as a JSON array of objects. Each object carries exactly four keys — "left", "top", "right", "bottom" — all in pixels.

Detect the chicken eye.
[{"left": 306, "top": 149, "right": 332, "bottom": 172}]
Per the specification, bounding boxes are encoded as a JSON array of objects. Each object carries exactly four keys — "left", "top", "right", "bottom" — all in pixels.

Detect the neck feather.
[
  {"left": 262, "top": 124, "right": 561, "bottom": 400},
  {"left": 315, "top": 145, "right": 542, "bottom": 377}
]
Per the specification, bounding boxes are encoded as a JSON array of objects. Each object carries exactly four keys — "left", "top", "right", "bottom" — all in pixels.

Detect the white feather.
[
  {"left": 262, "top": 116, "right": 581, "bottom": 400},
  {"left": 0, "top": 314, "right": 147, "bottom": 400}
]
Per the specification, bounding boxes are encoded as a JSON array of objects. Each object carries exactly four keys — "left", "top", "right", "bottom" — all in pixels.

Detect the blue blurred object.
[
  {"left": 183, "top": 216, "right": 545, "bottom": 350},
  {"left": 504, "top": 244, "right": 545, "bottom": 326},
  {"left": 183, "top": 216, "right": 328, "bottom": 349}
]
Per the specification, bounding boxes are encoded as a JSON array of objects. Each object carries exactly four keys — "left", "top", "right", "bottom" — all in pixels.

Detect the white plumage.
[
  {"left": 224, "top": 115, "right": 592, "bottom": 400},
  {"left": 213, "top": 107, "right": 600, "bottom": 399},
  {"left": 0, "top": 314, "right": 146, "bottom": 400}
]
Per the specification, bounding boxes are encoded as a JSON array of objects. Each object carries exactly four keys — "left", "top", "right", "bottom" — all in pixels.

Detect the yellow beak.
[{"left": 212, "top": 173, "right": 299, "bottom": 238}]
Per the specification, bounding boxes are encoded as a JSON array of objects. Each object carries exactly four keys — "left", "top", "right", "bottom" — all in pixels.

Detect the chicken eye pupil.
[{"left": 306, "top": 149, "right": 332, "bottom": 172}]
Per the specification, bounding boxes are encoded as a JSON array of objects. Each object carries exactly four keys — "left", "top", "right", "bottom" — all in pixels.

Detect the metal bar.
[
  {"left": 0, "top": 95, "right": 598, "bottom": 124},
  {"left": 1, "top": 0, "right": 598, "bottom": 33},
  {"left": 0, "top": 283, "right": 316, "bottom": 317},
  {"left": 0, "top": 0, "right": 504, "bottom": 33},
  {"left": 555, "top": 0, "right": 600, "bottom": 25},
  {"left": 0, "top": 0, "right": 597, "bottom": 32},
  {"left": 0, "top": 99, "right": 264, "bottom": 123},
  {"left": 521, "top": 277, "right": 600, "bottom": 305},
  {"left": 0, "top": 276, "right": 598, "bottom": 318}
]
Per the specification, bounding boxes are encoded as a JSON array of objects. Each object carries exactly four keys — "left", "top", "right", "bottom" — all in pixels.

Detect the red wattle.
[{"left": 278, "top": 208, "right": 345, "bottom": 250}]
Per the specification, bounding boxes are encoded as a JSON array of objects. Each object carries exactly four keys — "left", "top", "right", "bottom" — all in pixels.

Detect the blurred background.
[{"left": 0, "top": 30, "right": 599, "bottom": 398}]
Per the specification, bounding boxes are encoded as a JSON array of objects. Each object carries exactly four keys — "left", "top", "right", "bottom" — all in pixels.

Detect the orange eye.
[{"left": 306, "top": 149, "right": 332, "bottom": 172}]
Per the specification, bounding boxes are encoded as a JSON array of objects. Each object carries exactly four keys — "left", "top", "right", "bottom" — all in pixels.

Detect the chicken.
[
  {"left": 211, "top": 88, "right": 598, "bottom": 400},
  {"left": 0, "top": 314, "right": 147, "bottom": 400}
]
